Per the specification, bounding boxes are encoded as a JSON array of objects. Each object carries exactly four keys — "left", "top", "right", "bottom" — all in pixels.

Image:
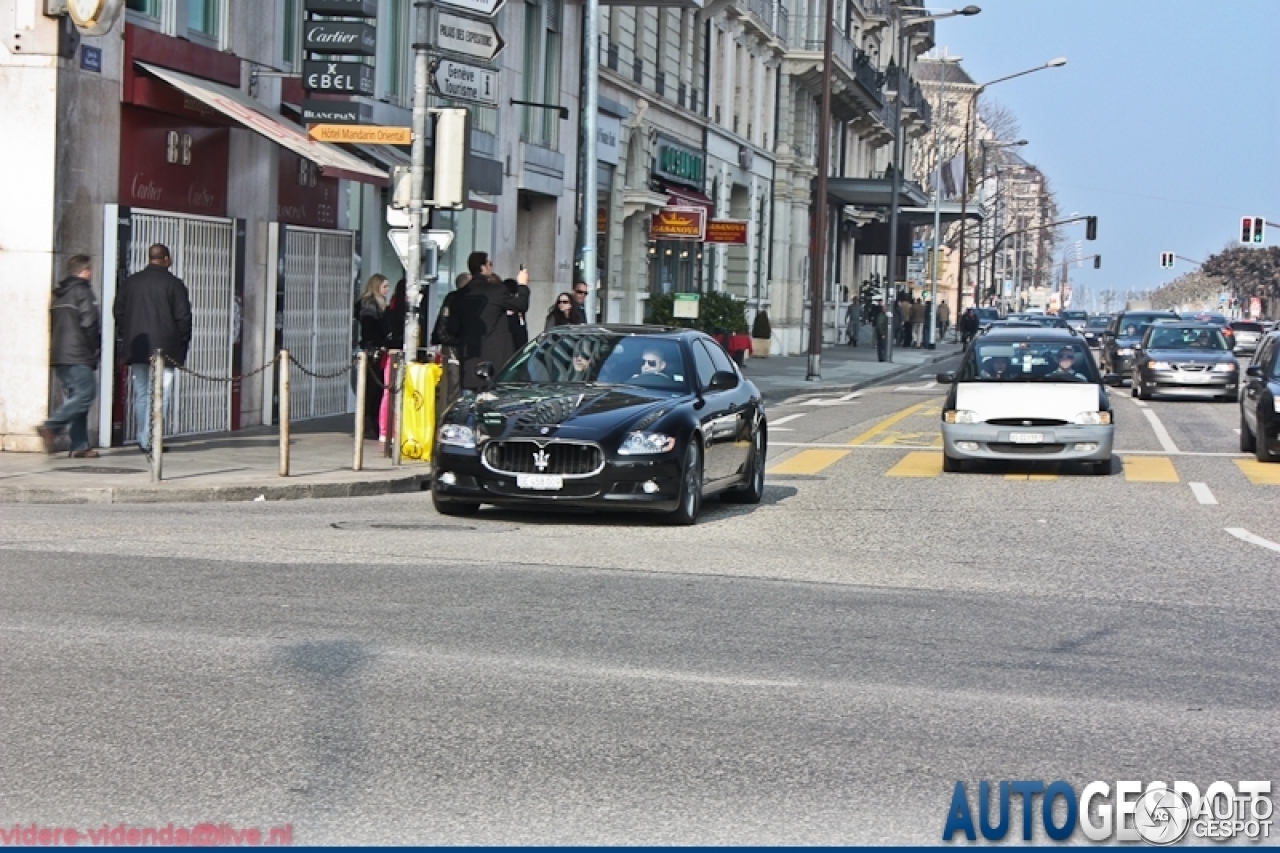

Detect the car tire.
[
  {"left": 1219, "top": 393, "right": 1238, "bottom": 403},
  {"left": 722, "top": 428, "right": 765, "bottom": 505},
  {"left": 1256, "top": 424, "right": 1279, "bottom": 463},
  {"left": 667, "top": 440, "right": 703, "bottom": 525},
  {"left": 1240, "top": 411, "right": 1257, "bottom": 453},
  {"left": 942, "top": 452, "right": 963, "bottom": 473},
  {"left": 1137, "top": 376, "right": 1152, "bottom": 400},
  {"left": 432, "top": 488, "right": 480, "bottom": 517}
]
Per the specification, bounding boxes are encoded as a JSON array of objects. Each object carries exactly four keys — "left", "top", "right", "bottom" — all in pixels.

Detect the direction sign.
[
  {"left": 434, "top": 0, "right": 505, "bottom": 19},
  {"left": 431, "top": 59, "right": 498, "bottom": 106},
  {"left": 434, "top": 11, "right": 505, "bottom": 62},
  {"left": 309, "top": 124, "right": 412, "bottom": 145}
]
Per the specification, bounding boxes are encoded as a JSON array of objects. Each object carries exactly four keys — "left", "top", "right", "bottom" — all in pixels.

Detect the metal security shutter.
[
  {"left": 277, "top": 225, "right": 357, "bottom": 420},
  {"left": 123, "top": 209, "right": 237, "bottom": 438}
]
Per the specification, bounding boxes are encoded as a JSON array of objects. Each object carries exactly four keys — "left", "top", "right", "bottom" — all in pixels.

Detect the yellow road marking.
[
  {"left": 767, "top": 448, "right": 850, "bottom": 475},
  {"left": 1122, "top": 456, "right": 1179, "bottom": 482},
  {"left": 1003, "top": 473, "right": 1059, "bottom": 481},
  {"left": 885, "top": 451, "right": 943, "bottom": 478},
  {"left": 876, "top": 430, "right": 940, "bottom": 447},
  {"left": 849, "top": 401, "right": 932, "bottom": 446},
  {"left": 1234, "top": 459, "right": 1280, "bottom": 485}
]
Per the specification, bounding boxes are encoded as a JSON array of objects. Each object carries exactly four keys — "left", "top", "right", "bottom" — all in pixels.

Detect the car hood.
[
  {"left": 956, "top": 383, "right": 1101, "bottom": 422},
  {"left": 470, "top": 383, "right": 675, "bottom": 440},
  {"left": 1145, "top": 348, "right": 1235, "bottom": 364}
]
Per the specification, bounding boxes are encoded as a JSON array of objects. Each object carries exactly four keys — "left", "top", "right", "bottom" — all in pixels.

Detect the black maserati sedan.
[{"left": 431, "top": 326, "right": 767, "bottom": 524}]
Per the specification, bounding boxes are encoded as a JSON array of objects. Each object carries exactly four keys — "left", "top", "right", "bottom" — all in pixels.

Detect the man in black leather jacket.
[{"left": 37, "top": 255, "right": 101, "bottom": 457}]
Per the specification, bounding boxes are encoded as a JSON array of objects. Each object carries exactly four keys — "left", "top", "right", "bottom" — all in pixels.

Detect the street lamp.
[
  {"left": 956, "top": 57, "right": 1066, "bottom": 311},
  {"left": 882, "top": 4, "right": 979, "bottom": 363}
]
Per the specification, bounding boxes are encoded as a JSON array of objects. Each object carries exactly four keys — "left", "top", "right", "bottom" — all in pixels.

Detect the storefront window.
[
  {"left": 126, "top": 0, "right": 160, "bottom": 16},
  {"left": 650, "top": 242, "right": 702, "bottom": 295}
]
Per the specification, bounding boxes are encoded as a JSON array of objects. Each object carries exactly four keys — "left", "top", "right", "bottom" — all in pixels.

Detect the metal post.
[
  {"left": 278, "top": 350, "right": 290, "bottom": 477},
  {"left": 806, "top": 0, "right": 837, "bottom": 381},
  {"left": 149, "top": 349, "right": 164, "bottom": 483},
  {"left": 403, "top": 0, "right": 431, "bottom": 359},
  {"left": 883, "top": 23, "right": 909, "bottom": 363},
  {"left": 390, "top": 352, "right": 404, "bottom": 466},
  {"left": 958, "top": 91, "right": 978, "bottom": 310},
  {"left": 353, "top": 350, "right": 367, "bottom": 471},
  {"left": 577, "top": 0, "right": 599, "bottom": 322}
]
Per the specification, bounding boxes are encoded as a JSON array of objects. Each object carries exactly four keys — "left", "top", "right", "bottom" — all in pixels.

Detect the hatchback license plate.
[
  {"left": 517, "top": 474, "right": 563, "bottom": 490},
  {"left": 1010, "top": 432, "right": 1045, "bottom": 444}
]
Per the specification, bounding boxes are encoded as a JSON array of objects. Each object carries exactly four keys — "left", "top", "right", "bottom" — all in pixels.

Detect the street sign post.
[
  {"left": 433, "top": 11, "right": 505, "bottom": 62},
  {"left": 431, "top": 58, "right": 498, "bottom": 106},
  {"left": 309, "top": 124, "right": 412, "bottom": 144}
]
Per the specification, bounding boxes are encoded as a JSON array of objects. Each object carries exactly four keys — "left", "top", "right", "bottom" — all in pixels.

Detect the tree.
[{"left": 1201, "top": 245, "right": 1280, "bottom": 316}]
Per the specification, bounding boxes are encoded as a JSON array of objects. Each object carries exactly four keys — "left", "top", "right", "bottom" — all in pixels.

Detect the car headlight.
[
  {"left": 944, "top": 410, "right": 980, "bottom": 424},
  {"left": 1149, "top": 360, "right": 1171, "bottom": 370},
  {"left": 438, "top": 424, "right": 476, "bottom": 448},
  {"left": 617, "top": 431, "right": 676, "bottom": 455},
  {"left": 1273, "top": 397, "right": 1280, "bottom": 414},
  {"left": 1072, "top": 411, "right": 1112, "bottom": 425},
  {"left": 1212, "top": 363, "right": 1238, "bottom": 372},
  {"left": 1117, "top": 347, "right": 1133, "bottom": 356}
]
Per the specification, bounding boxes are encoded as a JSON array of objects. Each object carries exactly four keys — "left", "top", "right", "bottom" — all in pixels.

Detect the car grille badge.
[
  {"left": 533, "top": 449, "right": 550, "bottom": 472},
  {"left": 540, "top": 426, "right": 550, "bottom": 435}
]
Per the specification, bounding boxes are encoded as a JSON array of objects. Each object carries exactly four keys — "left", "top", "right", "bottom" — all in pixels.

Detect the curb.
[
  {"left": 757, "top": 350, "right": 959, "bottom": 403},
  {"left": 0, "top": 472, "right": 430, "bottom": 505}
]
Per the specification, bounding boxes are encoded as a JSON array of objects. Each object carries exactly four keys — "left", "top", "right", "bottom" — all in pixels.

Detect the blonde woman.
[{"left": 354, "top": 273, "right": 390, "bottom": 439}]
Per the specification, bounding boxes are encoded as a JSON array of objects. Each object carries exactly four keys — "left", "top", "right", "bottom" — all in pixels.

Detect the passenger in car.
[{"left": 980, "top": 356, "right": 1013, "bottom": 379}]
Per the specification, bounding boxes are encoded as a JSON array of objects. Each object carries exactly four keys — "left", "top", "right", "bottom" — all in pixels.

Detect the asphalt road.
[{"left": 1, "top": 356, "right": 1276, "bottom": 844}]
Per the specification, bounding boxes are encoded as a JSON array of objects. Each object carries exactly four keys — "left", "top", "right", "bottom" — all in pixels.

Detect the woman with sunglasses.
[{"left": 544, "top": 291, "right": 579, "bottom": 331}]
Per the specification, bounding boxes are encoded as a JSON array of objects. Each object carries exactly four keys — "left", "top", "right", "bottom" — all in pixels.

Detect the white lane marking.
[
  {"left": 1189, "top": 482, "right": 1218, "bottom": 505},
  {"left": 1225, "top": 528, "right": 1280, "bottom": 554},
  {"left": 1233, "top": 428, "right": 1242, "bottom": 435},
  {"left": 771, "top": 427, "right": 795, "bottom": 432},
  {"left": 895, "top": 380, "right": 938, "bottom": 391},
  {"left": 1133, "top": 400, "right": 1148, "bottom": 408},
  {"left": 1141, "top": 408, "right": 1180, "bottom": 453},
  {"left": 769, "top": 413, "right": 807, "bottom": 426},
  {"left": 798, "top": 391, "right": 864, "bottom": 407}
]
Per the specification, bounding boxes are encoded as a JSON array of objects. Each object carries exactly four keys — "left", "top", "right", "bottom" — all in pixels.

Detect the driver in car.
[
  {"left": 636, "top": 348, "right": 669, "bottom": 378},
  {"left": 1046, "top": 347, "right": 1086, "bottom": 381}
]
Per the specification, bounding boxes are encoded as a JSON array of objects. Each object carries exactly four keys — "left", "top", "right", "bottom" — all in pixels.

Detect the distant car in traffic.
[
  {"left": 936, "top": 327, "right": 1120, "bottom": 475},
  {"left": 1228, "top": 320, "right": 1265, "bottom": 355},
  {"left": 1100, "top": 309, "right": 1181, "bottom": 379},
  {"left": 1007, "top": 313, "right": 1071, "bottom": 329},
  {"left": 974, "top": 307, "right": 1001, "bottom": 330},
  {"left": 1082, "top": 315, "right": 1111, "bottom": 349},
  {"left": 1239, "top": 330, "right": 1280, "bottom": 462},
  {"left": 1059, "top": 309, "right": 1089, "bottom": 330},
  {"left": 1130, "top": 323, "right": 1239, "bottom": 401}
]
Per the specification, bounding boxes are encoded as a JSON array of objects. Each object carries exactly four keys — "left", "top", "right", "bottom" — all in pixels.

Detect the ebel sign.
[
  {"left": 304, "top": 60, "right": 375, "bottom": 96},
  {"left": 304, "top": 22, "right": 377, "bottom": 56},
  {"left": 304, "top": 0, "right": 377, "bottom": 16}
]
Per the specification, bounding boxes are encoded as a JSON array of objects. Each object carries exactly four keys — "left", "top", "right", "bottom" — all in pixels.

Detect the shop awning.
[
  {"left": 664, "top": 185, "right": 715, "bottom": 212},
  {"left": 898, "top": 203, "right": 985, "bottom": 226},
  {"left": 351, "top": 143, "right": 411, "bottom": 171},
  {"left": 825, "top": 177, "right": 929, "bottom": 209},
  {"left": 137, "top": 62, "right": 388, "bottom": 186}
]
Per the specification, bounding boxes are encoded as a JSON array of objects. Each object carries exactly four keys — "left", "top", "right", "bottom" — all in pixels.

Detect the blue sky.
[{"left": 932, "top": 0, "right": 1279, "bottom": 310}]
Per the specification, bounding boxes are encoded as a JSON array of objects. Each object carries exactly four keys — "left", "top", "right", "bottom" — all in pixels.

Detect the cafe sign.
[
  {"left": 705, "top": 219, "right": 749, "bottom": 244},
  {"left": 650, "top": 206, "right": 706, "bottom": 241}
]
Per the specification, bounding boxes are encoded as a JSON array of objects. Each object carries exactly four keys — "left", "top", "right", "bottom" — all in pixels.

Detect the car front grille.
[
  {"left": 482, "top": 440, "right": 604, "bottom": 477},
  {"left": 1174, "top": 364, "right": 1211, "bottom": 372},
  {"left": 987, "top": 443, "right": 1067, "bottom": 454},
  {"left": 987, "top": 418, "right": 1068, "bottom": 427}
]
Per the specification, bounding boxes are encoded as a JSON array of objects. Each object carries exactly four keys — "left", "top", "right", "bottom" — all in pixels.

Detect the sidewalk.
[{"left": 0, "top": 334, "right": 964, "bottom": 504}]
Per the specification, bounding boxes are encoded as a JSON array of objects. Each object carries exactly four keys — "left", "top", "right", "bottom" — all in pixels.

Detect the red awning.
[{"left": 665, "top": 186, "right": 714, "bottom": 212}]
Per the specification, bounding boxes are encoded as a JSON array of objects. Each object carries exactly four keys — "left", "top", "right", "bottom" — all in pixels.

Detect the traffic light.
[
  {"left": 1085, "top": 216, "right": 1097, "bottom": 240},
  {"left": 1093, "top": 256, "right": 1101, "bottom": 269},
  {"left": 1241, "top": 217, "right": 1254, "bottom": 244},
  {"left": 426, "top": 108, "right": 470, "bottom": 210},
  {"left": 1159, "top": 251, "right": 1175, "bottom": 269}
]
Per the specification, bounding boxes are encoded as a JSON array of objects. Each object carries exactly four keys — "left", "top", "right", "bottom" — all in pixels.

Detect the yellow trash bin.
[{"left": 400, "top": 362, "right": 442, "bottom": 463}]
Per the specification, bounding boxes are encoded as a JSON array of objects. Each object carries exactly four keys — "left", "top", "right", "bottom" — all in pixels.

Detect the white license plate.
[
  {"left": 1009, "top": 432, "right": 1045, "bottom": 444},
  {"left": 516, "top": 474, "right": 563, "bottom": 490},
  {"left": 1178, "top": 372, "right": 1212, "bottom": 383}
]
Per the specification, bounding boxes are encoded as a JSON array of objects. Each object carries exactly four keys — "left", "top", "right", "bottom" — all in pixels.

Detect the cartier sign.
[
  {"left": 304, "top": 22, "right": 377, "bottom": 56},
  {"left": 304, "top": 0, "right": 377, "bottom": 16},
  {"left": 303, "top": 60, "right": 375, "bottom": 96}
]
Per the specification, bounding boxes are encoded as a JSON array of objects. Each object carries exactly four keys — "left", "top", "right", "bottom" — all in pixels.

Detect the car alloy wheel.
[
  {"left": 723, "top": 427, "right": 765, "bottom": 504},
  {"left": 1240, "top": 410, "right": 1257, "bottom": 453},
  {"left": 668, "top": 440, "right": 703, "bottom": 525}
]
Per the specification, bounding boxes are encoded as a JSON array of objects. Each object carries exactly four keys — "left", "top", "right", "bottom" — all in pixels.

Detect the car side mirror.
[
  {"left": 1246, "top": 365, "right": 1263, "bottom": 378},
  {"left": 707, "top": 370, "right": 739, "bottom": 392},
  {"left": 936, "top": 372, "right": 956, "bottom": 384},
  {"left": 1102, "top": 373, "right": 1124, "bottom": 387},
  {"left": 476, "top": 361, "right": 495, "bottom": 389}
]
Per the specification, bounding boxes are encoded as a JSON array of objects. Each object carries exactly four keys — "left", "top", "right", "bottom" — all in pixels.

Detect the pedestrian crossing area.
[{"left": 767, "top": 448, "right": 1280, "bottom": 484}]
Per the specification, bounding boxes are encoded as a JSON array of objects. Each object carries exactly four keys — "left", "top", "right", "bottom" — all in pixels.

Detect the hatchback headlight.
[
  {"left": 438, "top": 424, "right": 476, "bottom": 448},
  {"left": 618, "top": 431, "right": 676, "bottom": 455},
  {"left": 1149, "top": 361, "right": 1171, "bottom": 370},
  {"left": 1117, "top": 347, "right": 1133, "bottom": 356},
  {"left": 944, "top": 410, "right": 980, "bottom": 424},
  {"left": 1072, "top": 411, "right": 1112, "bottom": 426},
  {"left": 1212, "top": 363, "right": 1238, "bottom": 372},
  {"left": 1273, "top": 397, "right": 1280, "bottom": 414}
]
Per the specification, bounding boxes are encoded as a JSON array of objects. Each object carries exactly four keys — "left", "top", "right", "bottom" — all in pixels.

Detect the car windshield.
[
  {"left": 1084, "top": 317, "right": 1110, "bottom": 330},
  {"left": 963, "top": 340, "right": 1097, "bottom": 383},
  {"left": 1231, "top": 322, "right": 1264, "bottom": 333},
  {"left": 975, "top": 308, "right": 1000, "bottom": 321},
  {"left": 1118, "top": 315, "right": 1178, "bottom": 337},
  {"left": 1061, "top": 311, "right": 1088, "bottom": 321},
  {"left": 1146, "top": 327, "right": 1229, "bottom": 351},
  {"left": 497, "top": 329, "right": 691, "bottom": 392}
]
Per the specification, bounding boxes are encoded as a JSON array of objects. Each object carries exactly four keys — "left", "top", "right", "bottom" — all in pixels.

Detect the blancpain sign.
[{"left": 434, "top": 12, "right": 505, "bottom": 62}]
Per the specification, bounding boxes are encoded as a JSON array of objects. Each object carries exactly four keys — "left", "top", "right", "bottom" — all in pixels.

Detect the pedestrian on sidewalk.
[
  {"left": 844, "top": 300, "right": 862, "bottom": 347},
  {"left": 356, "top": 273, "right": 393, "bottom": 440},
  {"left": 873, "top": 301, "right": 890, "bottom": 362},
  {"left": 38, "top": 254, "right": 101, "bottom": 458},
  {"left": 937, "top": 299, "right": 950, "bottom": 339},
  {"left": 910, "top": 298, "right": 926, "bottom": 347},
  {"left": 114, "top": 243, "right": 192, "bottom": 454},
  {"left": 448, "top": 252, "right": 530, "bottom": 390},
  {"left": 431, "top": 272, "right": 471, "bottom": 413}
]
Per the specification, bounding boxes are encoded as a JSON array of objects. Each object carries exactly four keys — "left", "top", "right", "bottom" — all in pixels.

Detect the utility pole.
[
  {"left": 403, "top": 0, "right": 432, "bottom": 357},
  {"left": 577, "top": 0, "right": 599, "bottom": 321}
]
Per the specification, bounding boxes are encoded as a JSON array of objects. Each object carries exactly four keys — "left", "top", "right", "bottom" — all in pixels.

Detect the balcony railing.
[{"left": 741, "top": 0, "right": 790, "bottom": 43}]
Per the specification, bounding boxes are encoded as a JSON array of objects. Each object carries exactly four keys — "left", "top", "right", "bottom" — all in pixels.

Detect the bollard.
[
  {"left": 150, "top": 349, "right": 164, "bottom": 483},
  {"left": 278, "top": 350, "right": 290, "bottom": 477},
  {"left": 390, "top": 352, "right": 405, "bottom": 466},
  {"left": 353, "top": 350, "right": 367, "bottom": 471}
]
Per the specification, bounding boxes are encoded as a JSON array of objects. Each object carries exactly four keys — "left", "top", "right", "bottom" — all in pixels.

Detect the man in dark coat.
[
  {"left": 873, "top": 301, "right": 890, "bottom": 362},
  {"left": 37, "top": 254, "right": 102, "bottom": 457},
  {"left": 448, "top": 252, "right": 530, "bottom": 390},
  {"left": 113, "top": 243, "right": 192, "bottom": 452}
]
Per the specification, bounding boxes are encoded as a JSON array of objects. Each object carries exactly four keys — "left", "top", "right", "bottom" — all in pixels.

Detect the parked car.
[
  {"left": 1239, "top": 330, "right": 1280, "bottom": 462},
  {"left": 1100, "top": 309, "right": 1181, "bottom": 378},
  {"left": 1228, "top": 320, "right": 1265, "bottom": 355},
  {"left": 936, "top": 328, "right": 1120, "bottom": 475},
  {"left": 431, "top": 326, "right": 767, "bottom": 524},
  {"left": 1130, "top": 323, "right": 1239, "bottom": 401},
  {"left": 1082, "top": 315, "right": 1111, "bottom": 349}
]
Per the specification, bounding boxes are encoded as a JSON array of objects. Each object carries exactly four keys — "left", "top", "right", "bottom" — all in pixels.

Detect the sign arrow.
[
  {"left": 433, "top": 0, "right": 505, "bottom": 19},
  {"left": 434, "top": 11, "right": 505, "bottom": 62},
  {"left": 431, "top": 59, "right": 498, "bottom": 107}
]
